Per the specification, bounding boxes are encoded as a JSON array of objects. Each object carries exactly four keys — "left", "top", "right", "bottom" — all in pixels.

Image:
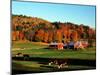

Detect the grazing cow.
[
  {"left": 57, "top": 59, "right": 68, "bottom": 69},
  {"left": 48, "top": 59, "right": 68, "bottom": 69},
  {"left": 15, "top": 53, "right": 23, "bottom": 57},
  {"left": 48, "top": 59, "right": 58, "bottom": 66},
  {"left": 15, "top": 53, "right": 30, "bottom": 60}
]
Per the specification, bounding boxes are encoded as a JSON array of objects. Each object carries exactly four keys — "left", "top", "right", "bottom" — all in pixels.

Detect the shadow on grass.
[
  {"left": 12, "top": 57, "right": 96, "bottom": 75},
  {"left": 12, "top": 57, "right": 96, "bottom": 66},
  {"left": 12, "top": 63, "right": 96, "bottom": 75}
]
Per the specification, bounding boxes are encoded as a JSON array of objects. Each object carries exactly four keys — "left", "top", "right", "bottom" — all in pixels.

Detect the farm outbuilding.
[
  {"left": 74, "top": 40, "right": 89, "bottom": 49},
  {"left": 49, "top": 40, "right": 89, "bottom": 50},
  {"left": 49, "top": 42, "right": 63, "bottom": 50}
]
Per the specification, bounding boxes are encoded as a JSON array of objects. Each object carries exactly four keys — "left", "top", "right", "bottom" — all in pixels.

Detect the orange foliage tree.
[{"left": 43, "top": 32, "right": 49, "bottom": 43}]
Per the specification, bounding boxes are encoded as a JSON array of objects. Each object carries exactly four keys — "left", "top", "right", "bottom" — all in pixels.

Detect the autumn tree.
[
  {"left": 12, "top": 15, "right": 96, "bottom": 43},
  {"left": 19, "top": 31, "right": 24, "bottom": 40},
  {"left": 54, "top": 29, "right": 62, "bottom": 43},
  {"left": 34, "top": 29, "right": 44, "bottom": 42},
  {"left": 43, "top": 31, "right": 49, "bottom": 43},
  {"left": 48, "top": 31, "right": 53, "bottom": 43},
  {"left": 70, "top": 30, "right": 78, "bottom": 42}
]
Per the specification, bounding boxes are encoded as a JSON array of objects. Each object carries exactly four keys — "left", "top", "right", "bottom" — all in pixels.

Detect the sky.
[{"left": 12, "top": 1, "right": 96, "bottom": 28}]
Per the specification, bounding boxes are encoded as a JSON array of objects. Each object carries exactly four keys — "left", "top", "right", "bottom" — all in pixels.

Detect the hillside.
[{"left": 12, "top": 15, "right": 96, "bottom": 44}]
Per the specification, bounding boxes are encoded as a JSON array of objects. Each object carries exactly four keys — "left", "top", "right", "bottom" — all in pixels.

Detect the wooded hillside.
[{"left": 12, "top": 15, "right": 96, "bottom": 43}]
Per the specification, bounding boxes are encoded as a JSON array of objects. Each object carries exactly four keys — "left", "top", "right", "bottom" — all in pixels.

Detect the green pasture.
[
  {"left": 12, "top": 41, "right": 96, "bottom": 60},
  {"left": 12, "top": 41, "right": 47, "bottom": 49},
  {"left": 12, "top": 42, "right": 96, "bottom": 74}
]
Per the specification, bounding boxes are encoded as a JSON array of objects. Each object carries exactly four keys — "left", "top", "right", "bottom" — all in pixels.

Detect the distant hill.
[
  {"left": 12, "top": 15, "right": 53, "bottom": 31},
  {"left": 12, "top": 15, "right": 96, "bottom": 44}
]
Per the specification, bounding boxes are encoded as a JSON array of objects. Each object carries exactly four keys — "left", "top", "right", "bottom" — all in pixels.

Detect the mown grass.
[
  {"left": 12, "top": 48, "right": 96, "bottom": 60},
  {"left": 12, "top": 41, "right": 96, "bottom": 60},
  {"left": 12, "top": 41, "right": 47, "bottom": 49}
]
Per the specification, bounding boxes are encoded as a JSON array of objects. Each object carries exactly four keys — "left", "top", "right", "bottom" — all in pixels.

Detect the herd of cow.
[{"left": 48, "top": 58, "right": 69, "bottom": 69}]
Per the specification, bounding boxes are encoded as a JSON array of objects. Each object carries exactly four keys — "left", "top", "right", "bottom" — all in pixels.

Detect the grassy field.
[
  {"left": 12, "top": 49, "right": 96, "bottom": 60},
  {"left": 12, "top": 41, "right": 96, "bottom": 60},
  {"left": 12, "top": 41, "right": 96, "bottom": 74}
]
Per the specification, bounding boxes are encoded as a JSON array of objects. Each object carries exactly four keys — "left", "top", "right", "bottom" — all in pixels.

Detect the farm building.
[
  {"left": 74, "top": 40, "right": 89, "bottom": 49},
  {"left": 49, "top": 42, "right": 63, "bottom": 50},
  {"left": 49, "top": 40, "right": 89, "bottom": 50}
]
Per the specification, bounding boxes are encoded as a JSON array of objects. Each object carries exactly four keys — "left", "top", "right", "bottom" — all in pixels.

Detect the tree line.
[{"left": 12, "top": 15, "right": 96, "bottom": 43}]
